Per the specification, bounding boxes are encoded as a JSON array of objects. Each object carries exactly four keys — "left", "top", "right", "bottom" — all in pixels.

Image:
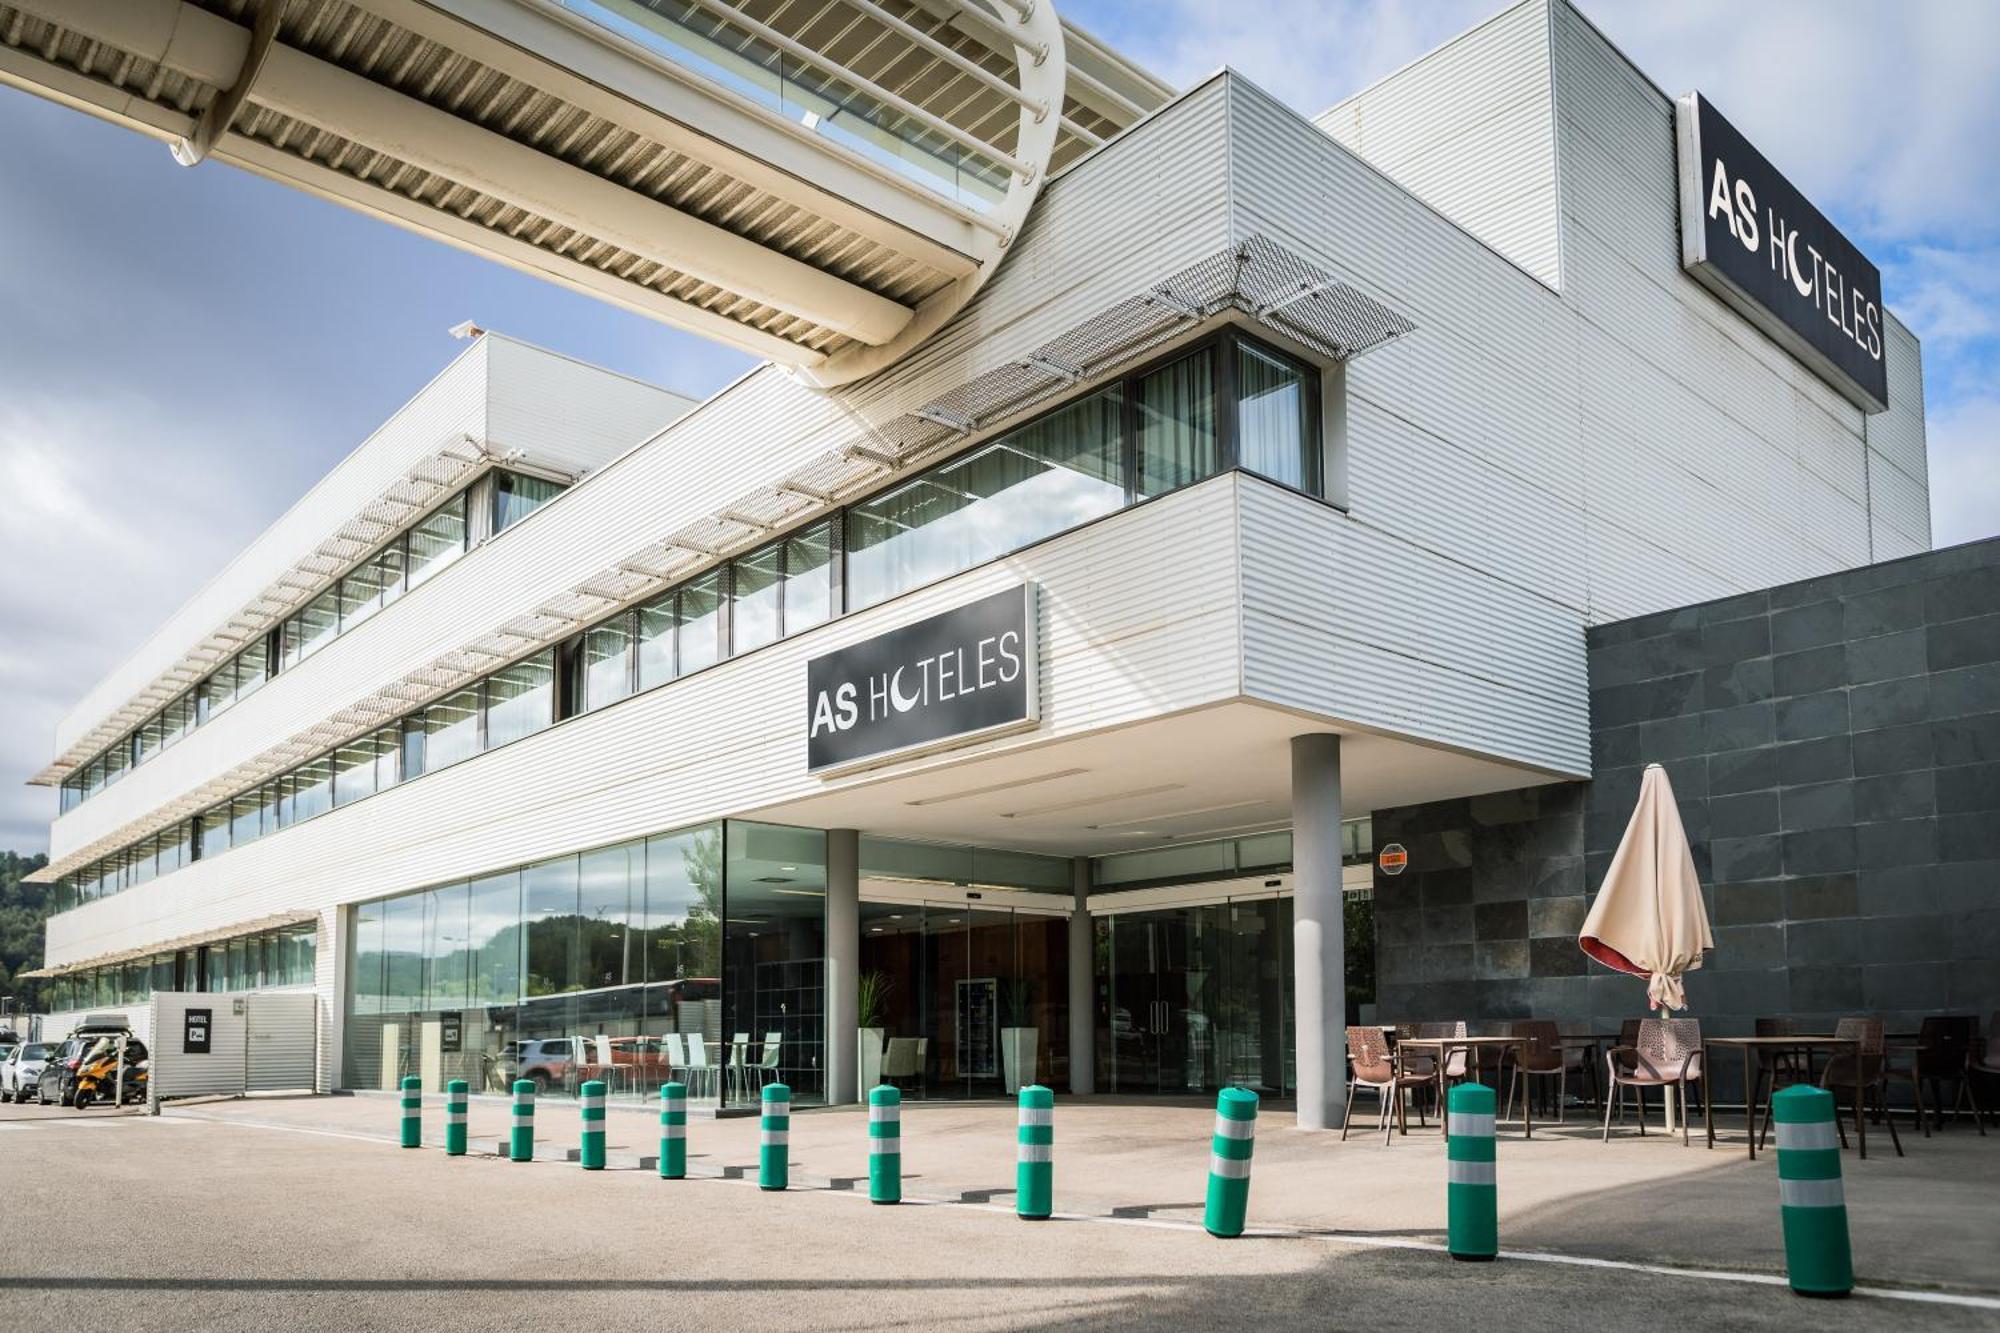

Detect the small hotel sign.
[
  {"left": 1675, "top": 92, "right": 1887, "bottom": 413},
  {"left": 807, "top": 584, "right": 1039, "bottom": 773}
]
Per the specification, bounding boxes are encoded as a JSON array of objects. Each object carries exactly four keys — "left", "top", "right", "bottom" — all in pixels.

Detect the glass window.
[
  {"left": 731, "top": 546, "right": 783, "bottom": 654},
  {"left": 381, "top": 892, "right": 427, "bottom": 1011},
  {"left": 162, "top": 693, "right": 193, "bottom": 747},
  {"left": 353, "top": 900, "right": 386, "bottom": 1016},
  {"left": 400, "top": 718, "right": 426, "bottom": 783},
  {"left": 579, "top": 618, "right": 634, "bottom": 713},
  {"left": 1135, "top": 349, "right": 1217, "bottom": 497},
  {"left": 230, "top": 791, "right": 263, "bottom": 847},
  {"left": 196, "top": 661, "right": 233, "bottom": 725},
  {"left": 339, "top": 560, "right": 387, "bottom": 631},
  {"left": 642, "top": 825, "right": 722, "bottom": 989},
  {"left": 198, "top": 806, "right": 232, "bottom": 858},
  {"left": 136, "top": 714, "right": 165, "bottom": 765},
  {"left": 846, "top": 386, "right": 1125, "bottom": 610},
  {"left": 151, "top": 954, "right": 175, "bottom": 995},
  {"left": 423, "top": 685, "right": 482, "bottom": 770},
  {"left": 783, "top": 523, "right": 835, "bottom": 634},
  {"left": 469, "top": 871, "right": 522, "bottom": 1006},
  {"left": 406, "top": 494, "right": 468, "bottom": 590},
  {"left": 294, "top": 586, "right": 340, "bottom": 662},
  {"left": 636, "top": 596, "right": 676, "bottom": 690},
  {"left": 494, "top": 471, "right": 565, "bottom": 533},
  {"left": 237, "top": 638, "right": 269, "bottom": 700},
  {"left": 61, "top": 774, "right": 82, "bottom": 813},
  {"left": 373, "top": 724, "right": 401, "bottom": 792},
  {"left": 292, "top": 756, "right": 334, "bottom": 824},
  {"left": 1236, "top": 341, "right": 1318, "bottom": 493},
  {"left": 159, "top": 822, "right": 191, "bottom": 875},
  {"left": 103, "top": 740, "right": 128, "bottom": 787},
  {"left": 485, "top": 652, "right": 553, "bottom": 749},
  {"left": 579, "top": 843, "right": 636, "bottom": 992},
  {"left": 678, "top": 571, "right": 723, "bottom": 674},
  {"left": 372, "top": 542, "right": 407, "bottom": 610},
  {"left": 722, "top": 821, "right": 826, "bottom": 1107},
  {"left": 333, "top": 732, "right": 384, "bottom": 807},
  {"left": 425, "top": 881, "right": 472, "bottom": 1009},
  {"left": 521, "top": 856, "right": 581, "bottom": 998},
  {"left": 128, "top": 837, "right": 157, "bottom": 888}
]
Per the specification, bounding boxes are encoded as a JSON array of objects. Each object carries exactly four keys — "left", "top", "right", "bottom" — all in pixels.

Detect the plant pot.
[
  {"left": 858, "top": 1027, "right": 885, "bottom": 1100},
  {"left": 1001, "top": 1027, "right": 1038, "bottom": 1095}
]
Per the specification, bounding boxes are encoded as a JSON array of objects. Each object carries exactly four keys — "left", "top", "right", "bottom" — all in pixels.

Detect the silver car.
[{"left": 1, "top": 1042, "right": 56, "bottom": 1103}]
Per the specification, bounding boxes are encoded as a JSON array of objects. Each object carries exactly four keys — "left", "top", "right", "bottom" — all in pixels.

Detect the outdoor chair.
[
  {"left": 1820, "top": 1016, "right": 1907, "bottom": 1158},
  {"left": 881, "top": 1037, "right": 922, "bottom": 1095},
  {"left": 1751, "top": 1016, "right": 1806, "bottom": 1149},
  {"left": 1957, "top": 1014, "right": 1997, "bottom": 1134},
  {"left": 726, "top": 1031, "right": 752, "bottom": 1102},
  {"left": 1342, "top": 1026, "right": 1429, "bottom": 1141},
  {"left": 1407, "top": 1022, "right": 1472, "bottom": 1117},
  {"left": 1556, "top": 1023, "right": 1601, "bottom": 1112},
  {"left": 1601, "top": 1018, "right": 1704, "bottom": 1145},
  {"left": 1913, "top": 1015, "right": 1978, "bottom": 1133},
  {"left": 754, "top": 1031, "right": 782, "bottom": 1092},
  {"left": 686, "top": 1033, "right": 717, "bottom": 1102},
  {"left": 1504, "top": 1020, "right": 1565, "bottom": 1124}
]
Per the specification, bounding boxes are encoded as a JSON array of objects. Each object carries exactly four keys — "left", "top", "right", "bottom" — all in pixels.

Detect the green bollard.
[
  {"left": 1203, "top": 1087, "right": 1257, "bottom": 1238},
  {"left": 1446, "top": 1082, "right": 1498, "bottom": 1261},
  {"left": 510, "top": 1079, "right": 536, "bottom": 1162},
  {"left": 659, "top": 1082, "right": 687, "bottom": 1180},
  {"left": 869, "top": 1085, "right": 902, "bottom": 1205},
  {"left": 1016, "top": 1085, "right": 1053, "bottom": 1220},
  {"left": 759, "top": 1083, "right": 791, "bottom": 1190},
  {"left": 1774, "top": 1086, "right": 1853, "bottom": 1298},
  {"left": 445, "top": 1079, "right": 468, "bottom": 1157},
  {"left": 579, "top": 1079, "right": 607, "bottom": 1170},
  {"left": 400, "top": 1075, "right": 421, "bottom": 1149}
]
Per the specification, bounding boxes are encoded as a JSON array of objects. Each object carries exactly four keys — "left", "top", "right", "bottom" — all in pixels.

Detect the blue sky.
[{"left": 0, "top": 0, "right": 1994, "bottom": 853}]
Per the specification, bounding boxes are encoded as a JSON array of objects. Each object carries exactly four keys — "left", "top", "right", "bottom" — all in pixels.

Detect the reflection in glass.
[
  {"left": 1136, "top": 349, "right": 1217, "bottom": 497},
  {"left": 783, "top": 523, "right": 834, "bottom": 633},
  {"left": 426, "top": 880, "right": 471, "bottom": 1008},
  {"left": 580, "top": 618, "right": 634, "bottom": 713},
  {"left": 424, "top": 685, "right": 482, "bottom": 770},
  {"left": 678, "top": 571, "right": 723, "bottom": 673},
  {"left": 730, "top": 545, "right": 783, "bottom": 654},
  {"left": 486, "top": 651, "right": 553, "bottom": 748},
  {"left": 1236, "top": 342, "right": 1317, "bottom": 492},
  {"left": 521, "top": 856, "right": 581, "bottom": 998}
]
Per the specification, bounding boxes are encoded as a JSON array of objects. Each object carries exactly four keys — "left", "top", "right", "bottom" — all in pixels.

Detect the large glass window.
[
  {"left": 237, "top": 638, "right": 269, "bottom": 700},
  {"left": 846, "top": 387, "right": 1125, "bottom": 610},
  {"left": 579, "top": 618, "right": 634, "bottom": 713},
  {"left": 783, "top": 522, "right": 835, "bottom": 634},
  {"left": 730, "top": 546, "right": 783, "bottom": 654},
  {"left": 425, "top": 881, "right": 472, "bottom": 1009},
  {"left": 406, "top": 493, "right": 468, "bottom": 590},
  {"left": 494, "top": 471, "right": 565, "bottom": 533},
  {"left": 579, "top": 843, "right": 637, "bottom": 993},
  {"left": 469, "top": 871, "right": 522, "bottom": 1006},
  {"left": 423, "top": 685, "right": 482, "bottom": 771},
  {"left": 381, "top": 892, "right": 427, "bottom": 1013},
  {"left": 1235, "top": 341, "right": 1318, "bottom": 492},
  {"left": 1136, "top": 349, "right": 1217, "bottom": 498},
  {"left": 293, "top": 756, "right": 334, "bottom": 824},
  {"left": 723, "top": 821, "right": 827, "bottom": 1106},
  {"left": 521, "top": 855, "right": 581, "bottom": 998},
  {"left": 678, "top": 571, "right": 723, "bottom": 674},
  {"left": 636, "top": 597, "right": 677, "bottom": 690},
  {"left": 485, "top": 651, "right": 554, "bottom": 748}
]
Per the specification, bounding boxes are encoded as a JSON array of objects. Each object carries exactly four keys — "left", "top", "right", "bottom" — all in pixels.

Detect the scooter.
[{"left": 70, "top": 1038, "right": 147, "bottom": 1110}]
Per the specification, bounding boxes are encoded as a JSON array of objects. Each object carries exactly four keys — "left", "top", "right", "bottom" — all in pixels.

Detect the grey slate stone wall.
[{"left": 1371, "top": 536, "right": 2000, "bottom": 1081}]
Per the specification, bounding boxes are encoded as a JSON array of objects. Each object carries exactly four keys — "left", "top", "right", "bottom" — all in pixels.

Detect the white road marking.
[{"left": 143, "top": 1110, "right": 2000, "bottom": 1313}]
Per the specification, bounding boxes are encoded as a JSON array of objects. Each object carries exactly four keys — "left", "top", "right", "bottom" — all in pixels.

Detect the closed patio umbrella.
[{"left": 1580, "top": 763, "right": 1713, "bottom": 1012}]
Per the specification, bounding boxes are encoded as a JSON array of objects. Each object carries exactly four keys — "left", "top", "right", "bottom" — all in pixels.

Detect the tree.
[{"left": 0, "top": 851, "right": 54, "bottom": 1013}]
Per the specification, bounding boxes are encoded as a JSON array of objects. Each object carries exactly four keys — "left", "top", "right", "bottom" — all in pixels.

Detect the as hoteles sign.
[
  {"left": 1675, "top": 92, "right": 1888, "bottom": 414},
  {"left": 807, "top": 584, "right": 1039, "bottom": 773}
]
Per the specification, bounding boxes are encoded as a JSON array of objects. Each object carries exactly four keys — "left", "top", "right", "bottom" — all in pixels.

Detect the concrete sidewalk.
[{"left": 153, "top": 1089, "right": 2000, "bottom": 1298}]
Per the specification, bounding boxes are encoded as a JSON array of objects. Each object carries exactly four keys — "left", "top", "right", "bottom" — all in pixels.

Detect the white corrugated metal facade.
[{"left": 30, "top": 1, "right": 1928, "bottom": 1095}]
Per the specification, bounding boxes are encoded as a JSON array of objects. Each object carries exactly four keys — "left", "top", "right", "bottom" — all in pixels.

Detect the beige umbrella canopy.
[{"left": 1579, "top": 763, "right": 1714, "bottom": 1011}]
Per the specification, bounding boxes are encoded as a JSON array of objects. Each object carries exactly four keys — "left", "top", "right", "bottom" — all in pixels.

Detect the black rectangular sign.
[
  {"left": 1676, "top": 92, "right": 1887, "bottom": 413},
  {"left": 440, "top": 1011, "right": 463, "bottom": 1054},
  {"left": 807, "top": 584, "right": 1038, "bottom": 772},
  {"left": 183, "top": 1007, "right": 211, "bottom": 1055}
]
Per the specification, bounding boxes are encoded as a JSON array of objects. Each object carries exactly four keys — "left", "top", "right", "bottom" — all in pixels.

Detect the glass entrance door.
[{"left": 1099, "top": 896, "right": 1292, "bottom": 1097}]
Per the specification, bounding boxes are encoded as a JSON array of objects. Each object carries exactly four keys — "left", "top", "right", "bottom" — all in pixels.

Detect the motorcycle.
[{"left": 70, "top": 1035, "right": 149, "bottom": 1109}]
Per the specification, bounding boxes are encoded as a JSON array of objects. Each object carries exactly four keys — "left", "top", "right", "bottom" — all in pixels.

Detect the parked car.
[
  {"left": 501, "top": 1037, "right": 585, "bottom": 1093},
  {"left": 2, "top": 1042, "right": 55, "bottom": 1102}
]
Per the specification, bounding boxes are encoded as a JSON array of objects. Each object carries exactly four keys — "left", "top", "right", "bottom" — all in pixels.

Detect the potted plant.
[
  {"left": 856, "top": 969, "right": 891, "bottom": 1100},
  {"left": 1000, "top": 978, "right": 1037, "bottom": 1094}
]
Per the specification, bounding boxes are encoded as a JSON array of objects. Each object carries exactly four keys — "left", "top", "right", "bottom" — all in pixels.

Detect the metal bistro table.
[
  {"left": 1702, "top": 1034, "right": 1862, "bottom": 1161},
  {"left": 1394, "top": 1035, "right": 1535, "bottom": 1139}
]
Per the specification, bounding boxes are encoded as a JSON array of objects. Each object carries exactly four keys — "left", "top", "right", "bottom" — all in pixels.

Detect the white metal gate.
[{"left": 148, "top": 992, "right": 319, "bottom": 1103}]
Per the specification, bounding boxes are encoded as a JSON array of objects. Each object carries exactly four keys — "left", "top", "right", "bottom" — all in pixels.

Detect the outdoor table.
[
  {"left": 1701, "top": 1035, "right": 1862, "bottom": 1161},
  {"left": 1393, "top": 1036, "right": 1534, "bottom": 1139}
]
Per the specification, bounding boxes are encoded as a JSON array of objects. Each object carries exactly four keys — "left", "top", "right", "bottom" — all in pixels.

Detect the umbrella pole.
[{"left": 1657, "top": 1003, "right": 1676, "bottom": 1133}]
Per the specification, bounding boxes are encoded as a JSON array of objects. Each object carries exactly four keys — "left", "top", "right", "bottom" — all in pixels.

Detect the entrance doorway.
[
  {"left": 858, "top": 891, "right": 1069, "bottom": 1099},
  {"left": 1094, "top": 882, "right": 1294, "bottom": 1097}
]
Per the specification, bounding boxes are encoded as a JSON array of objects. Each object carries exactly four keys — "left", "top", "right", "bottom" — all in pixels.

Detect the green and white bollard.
[
  {"left": 659, "top": 1082, "right": 687, "bottom": 1180},
  {"left": 759, "top": 1083, "right": 791, "bottom": 1191},
  {"left": 1016, "top": 1085, "right": 1053, "bottom": 1220},
  {"left": 869, "top": 1085, "right": 901, "bottom": 1205},
  {"left": 400, "top": 1075, "right": 421, "bottom": 1149},
  {"left": 1446, "top": 1082, "right": 1498, "bottom": 1261},
  {"left": 445, "top": 1079, "right": 468, "bottom": 1157},
  {"left": 1774, "top": 1085, "right": 1853, "bottom": 1298},
  {"left": 1203, "top": 1087, "right": 1257, "bottom": 1238},
  {"left": 579, "top": 1079, "right": 607, "bottom": 1170},
  {"left": 510, "top": 1079, "right": 535, "bottom": 1162}
]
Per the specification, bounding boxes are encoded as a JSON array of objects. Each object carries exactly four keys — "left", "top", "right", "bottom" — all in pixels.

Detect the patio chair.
[
  {"left": 1820, "top": 1016, "right": 1906, "bottom": 1158},
  {"left": 1912, "top": 1015, "right": 1978, "bottom": 1133},
  {"left": 662, "top": 1032, "right": 689, "bottom": 1090},
  {"left": 1407, "top": 1022, "right": 1471, "bottom": 1117},
  {"left": 881, "top": 1037, "right": 922, "bottom": 1095},
  {"left": 686, "top": 1032, "right": 716, "bottom": 1103},
  {"left": 1504, "top": 1021, "right": 1565, "bottom": 1124},
  {"left": 1556, "top": 1023, "right": 1601, "bottom": 1112},
  {"left": 1750, "top": 1016, "right": 1806, "bottom": 1149},
  {"left": 1601, "top": 1018, "right": 1703, "bottom": 1145},
  {"left": 753, "top": 1032, "right": 782, "bottom": 1092},
  {"left": 726, "top": 1031, "right": 752, "bottom": 1103},
  {"left": 1957, "top": 1014, "right": 1996, "bottom": 1135},
  {"left": 1342, "top": 1026, "right": 1429, "bottom": 1141}
]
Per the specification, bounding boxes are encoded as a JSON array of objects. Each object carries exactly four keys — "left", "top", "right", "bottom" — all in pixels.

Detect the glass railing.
[{"left": 558, "top": 0, "right": 1012, "bottom": 210}]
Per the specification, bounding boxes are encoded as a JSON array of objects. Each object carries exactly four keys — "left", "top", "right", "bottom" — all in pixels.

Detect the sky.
[{"left": 0, "top": 0, "right": 1995, "bottom": 855}]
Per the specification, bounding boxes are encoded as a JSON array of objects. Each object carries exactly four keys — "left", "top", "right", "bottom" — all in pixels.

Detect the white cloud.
[{"left": 1926, "top": 394, "right": 2000, "bottom": 549}]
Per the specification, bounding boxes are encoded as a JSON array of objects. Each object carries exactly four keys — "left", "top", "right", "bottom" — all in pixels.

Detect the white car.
[{"left": 0, "top": 1042, "right": 56, "bottom": 1102}]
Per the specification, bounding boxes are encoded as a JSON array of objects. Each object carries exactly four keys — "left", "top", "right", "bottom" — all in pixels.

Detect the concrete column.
[
  {"left": 1291, "top": 733, "right": 1347, "bottom": 1131},
  {"left": 825, "top": 828, "right": 860, "bottom": 1106},
  {"left": 1068, "top": 857, "right": 1095, "bottom": 1095}
]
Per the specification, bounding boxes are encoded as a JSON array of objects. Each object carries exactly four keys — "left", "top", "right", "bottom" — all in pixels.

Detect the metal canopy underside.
[
  {"left": 0, "top": 0, "right": 1167, "bottom": 376},
  {"left": 28, "top": 235, "right": 1413, "bottom": 887},
  {"left": 21, "top": 910, "right": 317, "bottom": 977}
]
